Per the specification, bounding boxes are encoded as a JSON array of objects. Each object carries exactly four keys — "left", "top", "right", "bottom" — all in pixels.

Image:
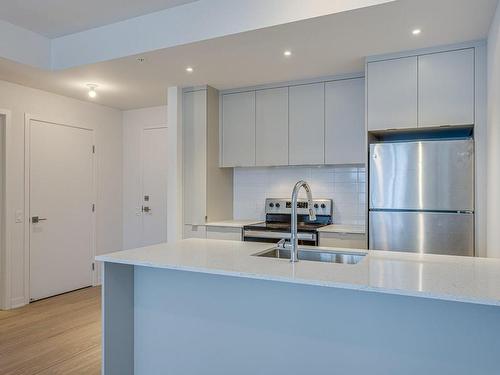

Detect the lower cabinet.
[
  {"left": 206, "top": 226, "right": 243, "bottom": 241},
  {"left": 183, "top": 224, "right": 207, "bottom": 239},
  {"left": 319, "top": 232, "right": 367, "bottom": 249},
  {"left": 184, "top": 225, "right": 243, "bottom": 241}
]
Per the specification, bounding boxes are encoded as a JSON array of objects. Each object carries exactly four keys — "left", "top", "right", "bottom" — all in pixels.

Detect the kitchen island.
[{"left": 97, "top": 239, "right": 500, "bottom": 375}]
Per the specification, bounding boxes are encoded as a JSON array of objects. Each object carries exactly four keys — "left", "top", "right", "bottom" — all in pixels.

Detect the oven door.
[{"left": 243, "top": 229, "right": 317, "bottom": 246}]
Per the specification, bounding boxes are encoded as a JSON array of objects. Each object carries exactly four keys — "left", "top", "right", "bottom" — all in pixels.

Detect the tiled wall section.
[{"left": 233, "top": 166, "right": 366, "bottom": 225}]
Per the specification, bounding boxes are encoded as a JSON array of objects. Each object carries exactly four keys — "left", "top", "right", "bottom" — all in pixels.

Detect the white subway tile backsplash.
[{"left": 233, "top": 166, "right": 366, "bottom": 225}]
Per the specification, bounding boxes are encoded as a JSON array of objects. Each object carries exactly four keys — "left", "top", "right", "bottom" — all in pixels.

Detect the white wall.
[
  {"left": 122, "top": 105, "right": 167, "bottom": 249},
  {"left": 487, "top": 2, "right": 500, "bottom": 258},
  {"left": 233, "top": 166, "right": 366, "bottom": 225},
  {"left": 0, "top": 79, "right": 123, "bottom": 307}
]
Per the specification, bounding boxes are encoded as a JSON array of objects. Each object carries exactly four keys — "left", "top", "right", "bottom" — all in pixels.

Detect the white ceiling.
[
  {"left": 0, "top": 0, "right": 497, "bottom": 109},
  {"left": 0, "top": 0, "right": 199, "bottom": 37}
]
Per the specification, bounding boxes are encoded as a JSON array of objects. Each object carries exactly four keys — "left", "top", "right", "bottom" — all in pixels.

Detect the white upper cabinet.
[
  {"left": 183, "top": 90, "right": 207, "bottom": 225},
  {"left": 221, "top": 91, "right": 256, "bottom": 167},
  {"left": 183, "top": 87, "right": 233, "bottom": 229},
  {"left": 289, "top": 83, "right": 325, "bottom": 165},
  {"left": 255, "top": 87, "right": 289, "bottom": 166},
  {"left": 325, "top": 78, "right": 365, "bottom": 165},
  {"left": 367, "top": 56, "right": 418, "bottom": 130},
  {"left": 418, "top": 48, "right": 474, "bottom": 127}
]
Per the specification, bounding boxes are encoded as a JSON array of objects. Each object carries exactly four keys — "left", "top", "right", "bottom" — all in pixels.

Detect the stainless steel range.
[{"left": 243, "top": 198, "right": 333, "bottom": 246}]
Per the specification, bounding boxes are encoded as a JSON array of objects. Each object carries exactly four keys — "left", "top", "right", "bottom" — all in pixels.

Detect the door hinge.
[
  {"left": 92, "top": 203, "right": 95, "bottom": 212},
  {"left": 92, "top": 262, "right": 95, "bottom": 271},
  {"left": 92, "top": 145, "right": 95, "bottom": 154}
]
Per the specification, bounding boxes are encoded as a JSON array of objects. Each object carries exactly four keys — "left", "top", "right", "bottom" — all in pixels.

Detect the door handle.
[
  {"left": 32, "top": 216, "right": 47, "bottom": 224},
  {"left": 142, "top": 206, "right": 151, "bottom": 213}
]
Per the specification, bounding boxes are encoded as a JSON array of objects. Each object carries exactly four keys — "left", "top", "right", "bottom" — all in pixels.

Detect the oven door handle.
[{"left": 243, "top": 229, "right": 316, "bottom": 241}]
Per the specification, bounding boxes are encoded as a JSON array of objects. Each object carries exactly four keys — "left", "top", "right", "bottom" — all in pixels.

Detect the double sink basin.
[{"left": 253, "top": 247, "right": 366, "bottom": 265}]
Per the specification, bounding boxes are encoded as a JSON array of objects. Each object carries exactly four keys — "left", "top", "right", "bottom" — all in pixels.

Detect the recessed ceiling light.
[
  {"left": 412, "top": 29, "right": 422, "bottom": 35},
  {"left": 284, "top": 50, "right": 292, "bottom": 57},
  {"left": 186, "top": 66, "right": 194, "bottom": 73},
  {"left": 87, "top": 84, "right": 98, "bottom": 98}
]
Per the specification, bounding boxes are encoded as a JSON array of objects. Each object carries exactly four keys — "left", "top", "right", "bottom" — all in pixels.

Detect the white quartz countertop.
[
  {"left": 317, "top": 224, "right": 366, "bottom": 234},
  {"left": 205, "top": 219, "right": 264, "bottom": 228},
  {"left": 96, "top": 239, "right": 500, "bottom": 307}
]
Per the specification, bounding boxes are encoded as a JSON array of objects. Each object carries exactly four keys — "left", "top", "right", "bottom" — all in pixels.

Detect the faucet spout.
[{"left": 290, "top": 180, "right": 315, "bottom": 263}]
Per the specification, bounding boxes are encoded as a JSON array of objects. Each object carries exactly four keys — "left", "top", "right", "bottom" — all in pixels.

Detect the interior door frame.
[
  {"left": 140, "top": 126, "right": 168, "bottom": 245},
  {"left": 24, "top": 114, "right": 97, "bottom": 304},
  {"left": 0, "top": 109, "right": 12, "bottom": 309}
]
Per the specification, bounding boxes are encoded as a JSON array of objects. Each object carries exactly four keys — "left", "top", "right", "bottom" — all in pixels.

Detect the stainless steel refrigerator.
[{"left": 369, "top": 139, "right": 474, "bottom": 256}]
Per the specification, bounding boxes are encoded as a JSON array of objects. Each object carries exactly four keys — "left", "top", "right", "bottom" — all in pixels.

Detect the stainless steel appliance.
[
  {"left": 243, "top": 198, "right": 333, "bottom": 246},
  {"left": 369, "top": 139, "right": 474, "bottom": 256}
]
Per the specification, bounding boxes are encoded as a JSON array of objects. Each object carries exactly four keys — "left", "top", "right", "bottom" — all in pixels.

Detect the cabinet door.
[
  {"left": 183, "top": 224, "right": 207, "bottom": 239},
  {"left": 206, "top": 227, "right": 242, "bottom": 241},
  {"left": 319, "top": 232, "right": 367, "bottom": 249},
  {"left": 289, "top": 83, "right": 325, "bottom": 165},
  {"left": 183, "top": 90, "right": 207, "bottom": 225},
  {"left": 418, "top": 48, "right": 474, "bottom": 127},
  {"left": 325, "top": 78, "right": 365, "bottom": 165},
  {"left": 255, "top": 87, "right": 289, "bottom": 166},
  {"left": 367, "top": 57, "right": 417, "bottom": 130},
  {"left": 221, "top": 91, "right": 256, "bottom": 167}
]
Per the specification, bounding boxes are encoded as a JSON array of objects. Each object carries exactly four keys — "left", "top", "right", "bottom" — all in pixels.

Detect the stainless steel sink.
[{"left": 254, "top": 247, "right": 366, "bottom": 265}]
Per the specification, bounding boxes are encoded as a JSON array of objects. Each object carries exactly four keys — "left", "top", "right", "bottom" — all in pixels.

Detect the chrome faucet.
[{"left": 278, "top": 180, "right": 316, "bottom": 262}]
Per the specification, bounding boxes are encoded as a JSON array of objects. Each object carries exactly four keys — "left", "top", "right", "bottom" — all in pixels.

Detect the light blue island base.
[{"left": 103, "top": 263, "right": 500, "bottom": 375}]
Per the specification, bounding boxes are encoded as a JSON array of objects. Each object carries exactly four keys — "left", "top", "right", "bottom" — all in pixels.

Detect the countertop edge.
[{"left": 95, "top": 255, "right": 500, "bottom": 308}]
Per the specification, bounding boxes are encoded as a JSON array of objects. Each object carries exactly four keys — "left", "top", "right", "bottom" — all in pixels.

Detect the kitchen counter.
[
  {"left": 204, "top": 219, "right": 264, "bottom": 228},
  {"left": 98, "top": 239, "right": 500, "bottom": 375},
  {"left": 317, "top": 223, "right": 366, "bottom": 234},
  {"left": 97, "top": 238, "right": 500, "bottom": 306}
]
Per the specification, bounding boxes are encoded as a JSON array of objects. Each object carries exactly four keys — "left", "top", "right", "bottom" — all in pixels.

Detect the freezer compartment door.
[
  {"left": 369, "top": 140, "right": 474, "bottom": 211},
  {"left": 369, "top": 211, "right": 474, "bottom": 256}
]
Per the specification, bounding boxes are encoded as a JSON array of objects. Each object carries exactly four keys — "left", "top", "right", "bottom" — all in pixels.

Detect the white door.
[
  {"left": 29, "top": 120, "right": 94, "bottom": 301},
  {"left": 141, "top": 127, "right": 168, "bottom": 246}
]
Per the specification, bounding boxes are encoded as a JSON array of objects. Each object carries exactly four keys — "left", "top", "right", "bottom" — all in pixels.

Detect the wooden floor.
[{"left": 0, "top": 287, "right": 101, "bottom": 375}]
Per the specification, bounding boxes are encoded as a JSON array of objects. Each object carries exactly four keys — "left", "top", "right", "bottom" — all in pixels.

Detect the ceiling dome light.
[
  {"left": 186, "top": 66, "right": 194, "bottom": 73},
  {"left": 284, "top": 50, "right": 292, "bottom": 57},
  {"left": 412, "top": 29, "right": 422, "bottom": 35},
  {"left": 87, "top": 84, "right": 98, "bottom": 98}
]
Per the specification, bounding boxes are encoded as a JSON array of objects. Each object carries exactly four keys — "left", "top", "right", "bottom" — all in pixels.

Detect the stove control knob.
[
  {"left": 275, "top": 203, "right": 281, "bottom": 208},
  {"left": 269, "top": 203, "right": 274, "bottom": 208},
  {"left": 314, "top": 204, "right": 319, "bottom": 209},
  {"left": 321, "top": 204, "right": 326, "bottom": 209}
]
